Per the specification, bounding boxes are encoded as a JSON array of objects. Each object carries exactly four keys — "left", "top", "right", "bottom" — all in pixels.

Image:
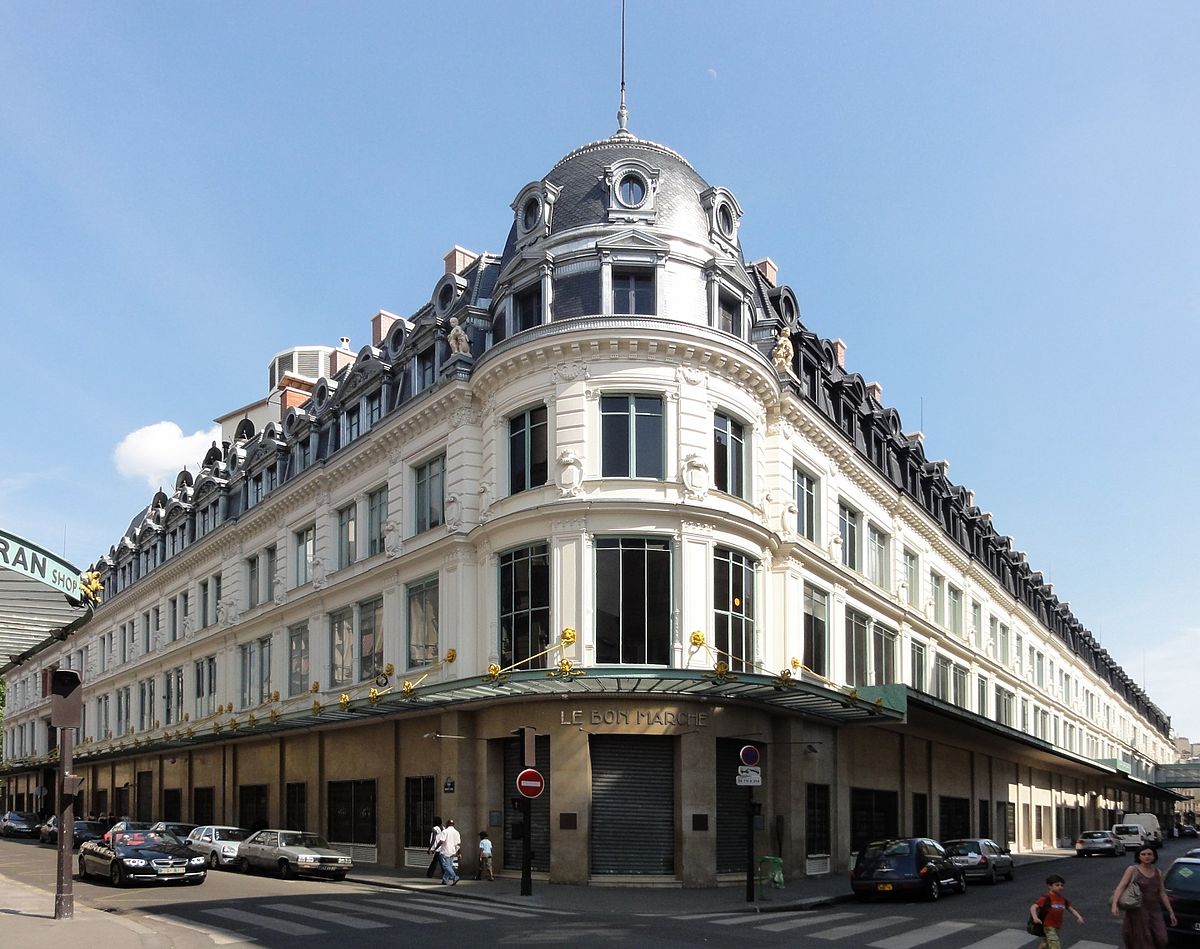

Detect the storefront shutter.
[{"left": 590, "top": 735, "right": 674, "bottom": 875}]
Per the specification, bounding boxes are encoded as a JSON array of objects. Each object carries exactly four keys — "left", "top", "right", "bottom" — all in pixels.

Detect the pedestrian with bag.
[
  {"left": 1029, "top": 873, "right": 1084, "bottom": 949},
  {"left": 1110, "top": 845, "right": 1176, "bottom": 948},
  {"left": 425, "top": 816, "right": 443, "bottom": 879},
  {"left": 436, "top": 817, "right": 462, "bottom": 885}
]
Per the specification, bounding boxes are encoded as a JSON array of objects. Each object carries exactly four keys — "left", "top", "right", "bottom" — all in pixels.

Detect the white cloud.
[
  {"left": 113, "top": 421, "right": 221, "bottom": 489},
  {"left": 707, "top": 67, "right": 718, "bottom": 79}
]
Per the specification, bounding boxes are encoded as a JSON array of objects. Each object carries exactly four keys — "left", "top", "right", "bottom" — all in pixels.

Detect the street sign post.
[
  {"left": 516, "top": 768, "right": 545, "bottom": 799},
  {"left": 51, "top": 670, "right": 83, "bottom": 920},
  {"left": 736, "top": 765, "right": 762, "bottom": 786}
]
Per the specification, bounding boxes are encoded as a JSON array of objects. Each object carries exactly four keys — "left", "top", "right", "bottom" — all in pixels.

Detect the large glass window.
[
  {"left": 194, "top": 656, "right": 216, "bottom": 720},
  {"left": 407, "top": 577, "right": 439, "bottom": 667},
  {"left": 845, "top": 609, "right": 897, "bottom": 687},
  {"left": 866, "top": 524, "right": 888, "bottom": 587},
  {"left": 803, "top": 586, "right": 829, "bottom": 677},
  {"left": 717, "top": 291, "right": 742, "bottom": 336},
  {"left": 930, "top": 571, "right": 945, "bottom": 625},
  {"left": 613, "top": 268, "right": 654, "bottom": 315},
  {"left": 509, "top": 405, "right": 549, "bottom": 495},
  {"left": 947, "top": 585, "right": 963, "bottom": 636},
  {"left": 910, "top": 640, "right": 927, "bottom": 692},
  {"left": 713, "top": 412, "right": 745, "bottom": 498},
  {"left": 287, "top": 623, "right": 309, "bottom": 696},
  {"left": 358, "top": 597, "right": 384, "bottom": 680},
  {"left": 295, "top": 525, "right": 315, "bottom": 586},
  {"left": 601, "top": 394, "right": 663, "bottom": 479},
  {"left": 367, "top": 487, "right": 388, "bottom": 557},
  {"left": 329, "top": 608, "right": 354, "bottom": 688},
  {"left": 514, "top": 284, "right": 542, "bottom": 331},
  {"left": 337, "top": 503, "right": 357, "bottom": 569},
  {"left": 264, "top": 546, "right": 277, "bottom": 602},
  {"left": 595, "top": 538, "right": 671, "bottom": 664},
  {"left": 499, "top": 544, "right": 550, "bottom": 668},
  {"left": 902, "top": 548, "right": 919, "bottom": 606},
  {"left": 415, "top": 455, "right": 445, "bottom": 533},
  {"left": 713, "top": 547, "right": 756, "bottom": 672},
  {"left": 793, "top": 467, "right": 817, "bottom": 541},
  {"left": 247, "top": 556, "right": 260, "bottom": 609},
  {"left": 838, "top": 503, "right": 860, "bottom": 569},
  {"left": 240, "top": 636, "right": 272, "bottom": 708}
]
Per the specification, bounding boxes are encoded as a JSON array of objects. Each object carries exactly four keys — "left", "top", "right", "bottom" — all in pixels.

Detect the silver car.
[
  {"left": 1076, "top": 829, "right": 1127, "bottom": 857},
  {"left": 186, "top": 825, "right": 251, "bottom": 869},
  {"left": 237, "top": 829, "right": 352, "bottom": 880}
]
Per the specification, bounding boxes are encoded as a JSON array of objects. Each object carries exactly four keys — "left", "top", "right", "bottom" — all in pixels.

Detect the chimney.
[
  {"left": 752, "top": 258, "right": 778, "bottom": 287},
  {"left": 372, "top": 310, "right": 400, "bottom": 347},
  {"left": 280, "top": 386, "right": 310, "bottom": 421},
  {"left": 444, "top": 245, "right": 479, "bottom": 275},
  {"left": 328, "top": 337, "right": 354, "bottom": 377},
  {"left": 865, "top": 381, "right": 883, "bottom": 403},
  {"left": 832, "top": 338, "right": 846, "bottom": 368}
]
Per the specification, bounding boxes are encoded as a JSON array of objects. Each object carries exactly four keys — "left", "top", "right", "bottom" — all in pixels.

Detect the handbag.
[
  {"left": 1117, "top": 876, "right": 1143, "bottom": 911},
  {"left": 1026, "top": 920, "right": 1045, "bottom": 937}
]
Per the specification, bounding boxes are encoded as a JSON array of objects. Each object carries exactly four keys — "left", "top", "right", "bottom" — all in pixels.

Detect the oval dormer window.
[
  {"left": 717, "top": 203, "right": 735, "bottom": 238},
  {"left": 438, "top": 283, "right": 455, "bottom": 311},
  {"left": 618, "top": 172, "right": 647, "bottom": 208},
  {"left": 522, "top": 196, "right": 541, "bottom": 231}
]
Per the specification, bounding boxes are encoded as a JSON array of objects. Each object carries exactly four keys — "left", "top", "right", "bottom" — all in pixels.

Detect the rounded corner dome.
[{"left": 499, "top": 134, "right": 744, "bottom": 270}]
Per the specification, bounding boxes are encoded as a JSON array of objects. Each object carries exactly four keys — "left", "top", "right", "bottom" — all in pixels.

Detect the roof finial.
[{"left": 615, "top": 0, "right": 633, "bottom": 139}]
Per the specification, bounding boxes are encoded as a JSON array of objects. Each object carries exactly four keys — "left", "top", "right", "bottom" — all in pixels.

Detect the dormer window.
[
  {"left": 604, "top": 158, "right": 661, "bottom": 223},
  {"left": 514, "top": 284, "right": 542, "bottom": 331},
  {"left": 700, "top": 186, "right": 744, "bottom": 251},
  {"left": 522, "top": 196, "right": 541, "bottom": 230},
  {"left": 717, "top": 291, "right": 742, "bottom": 337},
  {"left": 511, "top": 180, "right": 561, "bottom": 249},
  {"left": 432, "top": 272, "right": 467, "bottom": 318},
  {"left": 613, "top": 268, "right": 654, "bottom": 315},
  {"left": 416, "top": 346, "right": 436, "bottom": 391}
]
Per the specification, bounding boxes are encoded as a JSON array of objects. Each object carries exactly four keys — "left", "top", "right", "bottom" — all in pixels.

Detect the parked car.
[
  {"left": 237, "top": 829, "right": 353, "bottom": 880},
  {"left": 942, "top": 838, "right": 1015, "bottom": 884},
  {"left": 186, "top": 825, "right": 251, "bottom": 869},
  {"left": 102, "top": 819, "right": 152, "bottom": 843},
  {"left": 850, "top": 837, "right": 967, "bottom": 902},
  {"left": 1163, "top": 856, "right": 1200, "bottom": 944},
  {"left": 39, "top": 817, "right": 107, "bottom": 848},
  {"left": 0, "top": 811, "right": 42, "bottom": 838},
  {"left": 1112, "top": 823, "right": 1151, "bottom": 850},
  {"left": 1181, "top": 824, "right": 1198, "bottom": 839},
  {"left": 79, "top": 829, "right": 208, "bottom": 887},
  {"left": 149, "top": 821, "right": 197, "bottom": 838},
  {"left": 1076, "top": 830, "right": 1127, "bottom": 857},
  {"left": 1122, "top": 813, "right": 1163, "bottom": 847}
]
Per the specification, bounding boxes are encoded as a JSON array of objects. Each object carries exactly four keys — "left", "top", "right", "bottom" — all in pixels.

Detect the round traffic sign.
[
  {"left": 739, "top": 745, "right": 760, "bottom": 766},
  {"left": 516, "top": 767, "right": 545, "bottom": 799}
]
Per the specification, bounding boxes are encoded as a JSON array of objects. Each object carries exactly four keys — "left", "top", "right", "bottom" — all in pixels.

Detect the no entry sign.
[{"left": 516, "top": 768, "right": 545, "bottom": 799}]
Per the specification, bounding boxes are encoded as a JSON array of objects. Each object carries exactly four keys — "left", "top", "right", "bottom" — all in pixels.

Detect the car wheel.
[
  {"left": 278, "top": 859, "right": 294, "bottom": 880},
  {"left": 208, "top": 851, "right": 219, "bottom": 869},
  {"left": 238, "top": 858, "right": 251, "bottom": 874},
  {"left": 333, "top": 871, "right": 347, "bottom": 881},
  {"left": 988, "top": 867, "right": 998, "bottom": 885},
  {"left": 1006, "top": 865, "right": 1015, "bottom": 881},
  {"left": 110, "top": 862, "right": 124, "bottom": 887},
  {"left": 926, "top": 877, "right": 940, "bottom": 902},
  {"left": 78, "top": 857, "right": 89, "bottom": 880},
  {"left": 957, "top": 874, "right": 968, "bottom": 894}
]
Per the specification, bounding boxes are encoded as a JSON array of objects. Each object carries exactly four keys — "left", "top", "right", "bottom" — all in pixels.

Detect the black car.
[
  {"left": 0, "top": 811, "right": 41, "bottom": 837},
  {"left": 1182, "top": 825, "right": 1199, "bottom": 839},
  {"left": 942, "top": 837, "right": 1015, "bottom": 884},
  {"left": 79, "top": 830, "right": 207, "bottom": 887},
  {"left": 1164, "top": 856, "right": 1200, "bottom": 944},
  {"left": 851, "top": 837, "right": 967, "bottom": 902},
  {"left": 41, "top": 817, "right": 107, "bottom": 848}
]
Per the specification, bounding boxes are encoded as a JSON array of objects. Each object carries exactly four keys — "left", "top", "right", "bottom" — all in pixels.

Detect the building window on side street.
[
  {"left": 415, "top": 455, "right": 445, "bottom": 533},
  {"left": 601, "top": 394, "right": 664, "bottom": 479},
  {"left": 499, "top": 544, "right": 550, "bottom": 669},
  {"left": 713, "top": 547, "right": 756, "bottom": 672},
  {"left": 595, "top": 537, "right": 671, "bottom": 665}
]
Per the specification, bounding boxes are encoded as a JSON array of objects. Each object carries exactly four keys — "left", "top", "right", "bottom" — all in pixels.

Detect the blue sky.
[{"left": 2, "top": 2, "right": 1197, "bottom": 739}]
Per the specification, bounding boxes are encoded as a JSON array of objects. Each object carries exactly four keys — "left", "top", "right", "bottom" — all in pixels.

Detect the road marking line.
[
  {"left": 201, "top": 907, "right": 323, "bottom": 936},
  {"left": 869, "top": 920, "right": 975, "bottom": 948},
  {"left": 1065, "top": 942, "right": 1119, "bottom": 949},
  {"left": 377, "top": 896, "right": 511, "bottom": 921},
  {"left": 145, "top": 913, "right": 246, "bottom": 945},
  {"left": 813, "top": 915, "right": 912, "bottom": 940},
  {"left": 669, "top": 911, "right": 747, "bottom": 920},
  {"left": 953, "top": 931, "right": 1037, "bottom": 948},
  {"left": 756, "top": 911, "right": 864, "bottom": 932},
  {"left": 318, "top": 898, "right": 444, "bottom": 923},
  {"left": 263, "top": 902, "right": 389, "bottom": 928}
]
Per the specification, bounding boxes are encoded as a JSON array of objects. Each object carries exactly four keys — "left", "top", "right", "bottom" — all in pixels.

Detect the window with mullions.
[
  {"left": 415, "top": 455, "right": 445, "bottom": 533},
  {"left": 717, "top": 292, "right": 742, "bottom": 336},
  {"left": 367, "top": 486, "right": 388, "bottom": 556},
  {"left": 713, "top": 412, "right": 745, "bottom": 497},
  {"left": 509, "top": 406, "right": 548, "bottom": 495},
  {"left": 952, "top": 663, "right": 969, "bottom": 707},
  {"left": 499, "top": 544, "right": 550, "bottom": 669},
  {"left": 805, "top": 784, "right": 831, "bottom": 856},
  {"left": 329, "top": 608, "right": 353, "bottom": 688},
  {"left": 910, "top": 640, "right": 927, "bottom": 692},
  {"left": 194, "top": 656, "right": 217, "bottom": 720},
  {"left": 845, "top": 608, "right": 897, "bottom": 687},
  {"left": 416, "top": 347, "right": 436, "bottom": 391},
  {"left": 902, "top": 549, "right": 919, "bottom": 606},
  {"left": 838, "top": 503, "right": 860, "bottom": 569},
  {"left": 793, "top": 467, "right": 817, "bottom": 541},
  {"left": 337, "top": 503, "right": 357, "bottom": 569},
  {"left": 287, "top": 623, "right": 309, "bottom": 696},
  {"left": 866, "top": 525, "right": 888, "bottom": 587},
  {"left": 595, "top": 538, "right": 671, "bottom": 665},
  {"left": 613, "top": 268, "right": 654, "bottom": 315},
  {"left": 407, "top": 577, "right": 439, "bottom": 668},
  {"left": 601, "top": 394, "right": 663, "bottom": 479},
  {"left": 803, "top": 586, "right": 829, "bottom": 677},
  {"left": 514, "top": 284, "right": 542, "bottom": 332},
  {"left": 295, "top": 524, "right": 315, "bottom": 586},
  {"left": 358, "top": 597, "right": 384, "bottom": 680},
  {"left": 713, "top": 547, "right": 756, "bottom": 672}
]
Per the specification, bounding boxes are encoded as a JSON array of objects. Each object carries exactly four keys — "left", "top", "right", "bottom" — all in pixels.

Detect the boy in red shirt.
[{"left": 1030, "top": 874, "right": 1085, "bottom": 949}]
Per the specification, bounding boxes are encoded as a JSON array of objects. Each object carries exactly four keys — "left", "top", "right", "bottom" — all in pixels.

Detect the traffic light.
[{"left": 50, "top": 670, "right": 82, "bottom": 728}]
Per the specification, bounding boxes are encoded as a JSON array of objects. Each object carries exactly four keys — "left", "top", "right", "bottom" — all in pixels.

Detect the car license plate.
[
  {"left": 877, "top": 883, "right": 893, "bottom": 891},
  {"left": 158, "top": 867, "right": 185, "bottom": 875}
]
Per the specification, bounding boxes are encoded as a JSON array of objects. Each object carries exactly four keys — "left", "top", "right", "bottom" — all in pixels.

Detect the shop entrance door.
[{"left": 590, "top": 735, "right": 674, "bottom": 875}]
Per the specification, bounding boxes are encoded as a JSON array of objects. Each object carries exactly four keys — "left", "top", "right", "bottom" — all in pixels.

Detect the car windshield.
[
  {"left": 1115, "top": 826, "right": 1140, "bottom": 834},
  {"left": 1165, "top": 864, "right": 1200, "bottom": 897},
  {"left": 116, "top": 831, "right": 174, "bottom": 847},
  {"left": 860, "top": 840, "right": 913, "bottom": 859},
  {"left": 214, "top": 828, "right": 249, "bottom": 841},
  {"left": 945, "top": 842, "right": 981, "bottom": 855},
  {"left": 279, "top": 832, "right": 330, "bottom": 849},
  {"left": 1082, "top": 832, "right": 1111, "bottom": 839},
  {"left": 16, "top": 813, "right": 38, "bottom": 821},
  {"left": 75, "top": 822, "right": 105, "bottom": 832}
]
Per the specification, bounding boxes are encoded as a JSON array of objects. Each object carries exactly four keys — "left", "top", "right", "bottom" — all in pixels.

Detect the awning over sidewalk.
[{"left": 0, "top": 527, "right": 90, "bottom": 673}]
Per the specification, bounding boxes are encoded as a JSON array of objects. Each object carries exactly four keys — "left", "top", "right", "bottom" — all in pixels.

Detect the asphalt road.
[{"left": 2, "top": 834, "right": 1196, "bottom": 948}]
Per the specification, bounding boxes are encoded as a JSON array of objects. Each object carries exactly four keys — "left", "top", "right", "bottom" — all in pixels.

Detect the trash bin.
[{"left": 757, "top": 855, "right": 785, "bottom": 898}]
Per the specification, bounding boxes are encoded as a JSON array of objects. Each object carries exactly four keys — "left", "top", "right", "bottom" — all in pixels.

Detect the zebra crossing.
[
  {"left": 156, "top": 891, "right": 574, "bottom": 943},
  {"left": 666, "top": 908, "right": 1120, "bottom": 949}
]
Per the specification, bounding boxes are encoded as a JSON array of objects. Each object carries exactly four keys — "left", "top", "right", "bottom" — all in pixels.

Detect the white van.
[
  {"left": 1112, "top": 823, "right": 1150, "bottom": 849},
  {"left": 1122, "top": 813, "right": 1163, "bottom": 847}
]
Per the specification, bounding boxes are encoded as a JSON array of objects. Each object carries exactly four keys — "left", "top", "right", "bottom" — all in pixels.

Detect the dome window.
[
  {"left": 431, "top": 272, "right": 467, "bottom": 318},
  {"left": 700, "top": 186, "right": 744, "bottom": 251},
  {"left": 438, "top": 283, "right": 455, "bottom": 310},
  {"left": 717, "top": 203, "right": 735, "bottom": 238},
  {"left": 522, "top": 196, "right": 541, "bottom": 231},
  {"left": 604, "top": 158, "right": 660, "bottom": 223},
  {"left": 511, "top": 181, "right": 561, "bottom": 249}
]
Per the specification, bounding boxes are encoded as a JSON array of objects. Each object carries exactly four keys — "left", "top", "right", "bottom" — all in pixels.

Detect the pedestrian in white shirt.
[{"left": 436, "top": 818, "right": 462, "bottom": 884}]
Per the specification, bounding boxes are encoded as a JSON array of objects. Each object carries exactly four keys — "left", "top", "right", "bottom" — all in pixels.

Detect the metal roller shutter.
[
  {"left": 590, "top": 735, "right": 675, "bottom": 875},
  {"left": 503, "top": 736, "right": 550, "bottom": 872},
  {"left": 716, "top": 738, "right": 754, "bottom": 873}
]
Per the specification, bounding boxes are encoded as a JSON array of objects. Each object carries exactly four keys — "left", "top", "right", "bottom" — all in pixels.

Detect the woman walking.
[{"left": 1110, "top": 845, "right": 1176, "bottom": 948}]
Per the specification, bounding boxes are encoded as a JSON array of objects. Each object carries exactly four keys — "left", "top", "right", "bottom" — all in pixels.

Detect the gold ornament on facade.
[
  {"left": 312, "top": 699, "right": 323, "bottom": 715},
  {"left": 269, "top": 708, "right": 280, "bottom": 723},
  {"left": 560, "top": 627, "right": 577, "bottom": 646},
  {"left": 690, "top": 631, "right": 705, "bottom": 647},
  {"left": 228, "top": 716, "right": 239, "bottom": 731},
  {"left": 482, "top": 662, "right": 503, "bottom": 683},
  {"left": 402, "top": 679, "right": 416, "bottom": 697},
  {"left": 339, "top": 693, "right": 351, "bottom": 710},
  {"left": 213, "top": 722, "right": 222, "bottom": 734},
  {"left": 247, "top": 712, "right": 257, "bottom": 727},
  {"left": 368, "top": 687, "right": 380, "bottom": 705},
  {"left": 384, "top": 662, "right": 395, "bottom": 676},
  {"left": 271, "top": 690, "right": 280, "bottom": 702},
  {"left": 790, "top": 657, "right": 801, "bottom": 670},
  {"left": 310, "top": 681, "right": 320, "bottom": 693},
  {"left": 444, "top": 649, "right": 456, "bottom": 664}
]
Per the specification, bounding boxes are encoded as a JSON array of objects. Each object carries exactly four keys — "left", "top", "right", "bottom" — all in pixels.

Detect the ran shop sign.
[{"left": 0, "top": 528, "right": 82, "bottom": 600}]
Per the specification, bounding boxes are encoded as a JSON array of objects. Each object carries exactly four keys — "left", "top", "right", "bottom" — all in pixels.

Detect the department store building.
[{"left": 1, "top": 122, "right": 1177, "bottom": 885}]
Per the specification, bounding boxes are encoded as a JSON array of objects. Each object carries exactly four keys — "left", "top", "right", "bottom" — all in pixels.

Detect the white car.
[
  {"left": 237, "top": 829, "right": 352, "bottom": 879},
  {"left": 186, "top": 825, "right": 251, "bottom": 869}
]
